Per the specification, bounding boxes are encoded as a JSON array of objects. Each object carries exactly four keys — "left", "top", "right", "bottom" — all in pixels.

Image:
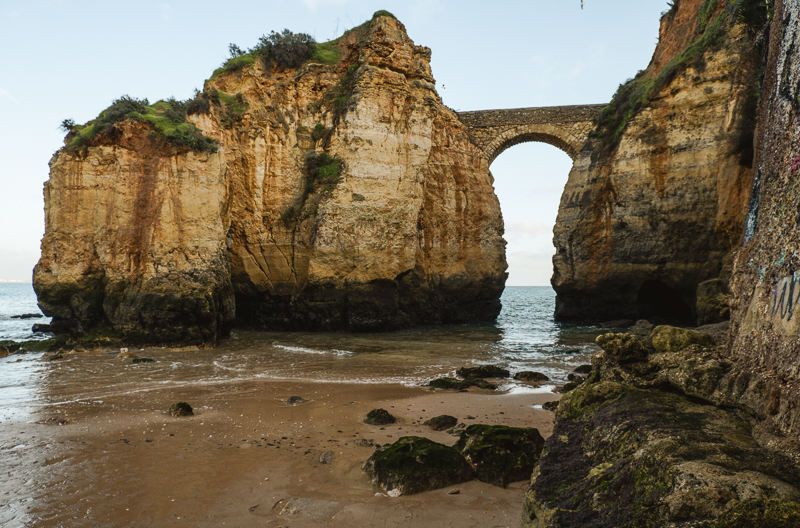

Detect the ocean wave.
[{"left": 273, "top": 343, "right": 353, "bottom": 356}]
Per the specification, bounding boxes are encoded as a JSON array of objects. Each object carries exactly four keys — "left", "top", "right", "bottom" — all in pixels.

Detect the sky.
[{"left": 0, "top": 0, "right": 668, "bottom": 285}]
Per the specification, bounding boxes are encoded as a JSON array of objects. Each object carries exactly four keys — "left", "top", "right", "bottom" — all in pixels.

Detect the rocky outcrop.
[
  {"left": 552, "top": 0, "right": 755, "bottom": 324},
  {"left": 34, "top": 15, "right": 506, "bottom": 341},
  {"left": 522, "top": 331, "right": 800, "bottom": 527}
]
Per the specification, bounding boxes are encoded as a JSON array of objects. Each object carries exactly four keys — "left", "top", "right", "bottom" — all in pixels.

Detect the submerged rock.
[
  {"left": 456, "top": 365, "right": 510, "bottom": 379},
  {"left": 456, "top": 424, "right": 545, "bottom": 488},
  {"left": 132, "top": 357, "right": 154, "bottom": 364},
  {"left": 514, "top": 371, "right": 550, "bottom": 382},
  {"left": 363, "top": 436, "right": 474, "bottom": 495},
  {"left": 423, "top": 415, "right": 458, "bottom": 431},
  {"left": 428, "top": 377, "right": 497, "bottom": 391},
  {"left": 168, "top": 402, "right": 193, "bottom": 417},
  {"left": 365, "top": 409, "right": 396, "bottom": 425}
]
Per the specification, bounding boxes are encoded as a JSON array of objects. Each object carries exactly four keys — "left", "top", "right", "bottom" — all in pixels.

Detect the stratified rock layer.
[
  {"left": 552, "top": 0, "right": 753, "bottom": 324},
  {"left": 34, "top": 16, "right": 506, "bottom": 340}
]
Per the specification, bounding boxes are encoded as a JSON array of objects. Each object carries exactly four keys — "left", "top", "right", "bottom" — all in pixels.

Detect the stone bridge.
[{"left": 457, "top": 104, "right": 605, "bottom": 163}]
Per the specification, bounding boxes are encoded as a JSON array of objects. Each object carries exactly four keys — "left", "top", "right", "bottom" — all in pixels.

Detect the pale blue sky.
[{"left": 0, "top": 0, "right": 668, "bottom": 284}]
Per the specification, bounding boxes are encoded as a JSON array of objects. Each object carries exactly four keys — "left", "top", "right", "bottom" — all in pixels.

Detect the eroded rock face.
[
  {"left": 34, "top": 123, "right": 234, "bottom": 342},
  {"left": 34, "top": 16, "right": 506, "bottom": 340},
  {"left": 729, "top": 0, "right": 800, "bottom": 439},
  {"left": 552, "top": 0, "right": 753, "bottom": 325}
]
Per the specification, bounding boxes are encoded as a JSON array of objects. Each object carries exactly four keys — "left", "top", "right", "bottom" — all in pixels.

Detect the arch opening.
[{"left": 490, "top": 142, "right": 573, "bottom": 287}]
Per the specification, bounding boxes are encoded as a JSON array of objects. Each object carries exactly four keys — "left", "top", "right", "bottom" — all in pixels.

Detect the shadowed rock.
[
  {"left": 428, "top": 377, "right": 497, "bottom": 390},
  {"left": 423, "top": 415, "right": 458, "bottom": 431},
  {"left": 363, "top": 436, "right": 474, "bottom": 495},
  {"left": 457, "top": 365, "right": 510, "bottom": 379},
  {"left": 514, "top": 371, "right": 550, "bottom": 382},
  {"left": 456, "top": 424, "right": 545, "bottom": 488}
]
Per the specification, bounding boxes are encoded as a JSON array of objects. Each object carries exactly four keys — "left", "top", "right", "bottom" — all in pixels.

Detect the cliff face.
[
  {"left": 552, "top": 0, "right": 754, "bottom": 324},
  {"left": 728, "top": 0, "right": 800, "bottom": 438},
  {"left": 33, "top": 16, "right": 506, "bottom": 340},
  {"left": 33, "top": 124, "right": 234, "bottom": 342}
]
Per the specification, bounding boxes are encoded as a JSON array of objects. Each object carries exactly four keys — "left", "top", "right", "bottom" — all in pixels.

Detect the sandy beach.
[{"left": 13, "top": 367, "right": 560, "bottom": 527}]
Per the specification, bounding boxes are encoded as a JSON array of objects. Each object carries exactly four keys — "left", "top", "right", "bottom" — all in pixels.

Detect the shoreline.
[{"left": 11, "top": 370, "right": 560, "bottom": 527}]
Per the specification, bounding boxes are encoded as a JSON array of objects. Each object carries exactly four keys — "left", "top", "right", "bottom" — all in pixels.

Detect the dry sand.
[{"left": 23, "top": 377, "right": 561, "bottom": 527}]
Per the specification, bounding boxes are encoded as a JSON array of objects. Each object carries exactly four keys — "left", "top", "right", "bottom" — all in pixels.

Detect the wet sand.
[{"left": 15, "top": 370, "right": 560, "bottom": 527}]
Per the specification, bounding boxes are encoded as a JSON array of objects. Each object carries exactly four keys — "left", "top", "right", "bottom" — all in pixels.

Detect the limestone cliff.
[
  {"left": 33, "top": 14, "right": 506, "bottom": 341},
  {"left": 553, "top": 0, "right": 755, "bottom": 325}
]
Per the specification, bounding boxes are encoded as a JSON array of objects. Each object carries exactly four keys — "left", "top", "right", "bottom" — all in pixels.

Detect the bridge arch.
[{"left": 458, "top": 104, "right": 604, "bottom": 165}]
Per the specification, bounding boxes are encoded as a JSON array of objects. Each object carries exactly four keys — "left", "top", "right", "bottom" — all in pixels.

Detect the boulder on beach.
[
  {"left": 428, "top": 377, "right": 497, "bottom": 391},
  {"left": 573, "top": 364, "right": 592, "bottom": 374},
  {"left": 365, "top": 408, "right": 396, "bottom": 425},
  {"left": 514, "top": 371, "right": 549, "bottom": 382},
  {"left": 285, "top": 396, "right": 308, "bottom": 405},
  {"left": 32, "top": 323, "right": 52, "bottom": 333},
  {"left": 456, "top": 424, "right": 545, "bottom": 488},
  {"left": 456, "top": 365, "right": 510, "bottom": 379},
  {"left": 169, "top": 402, "right": 193, "bottom": 417},
  {"left": 363, "top": 436, "right": 474, "bottom": 495},
  {"left": 423, "top": 415, "right": 458, "bottom": 431}
]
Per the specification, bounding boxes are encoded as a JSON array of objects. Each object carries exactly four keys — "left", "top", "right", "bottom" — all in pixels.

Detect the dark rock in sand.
[
  {"left": 567, "top": 373, "right": 585, "bottom": 383},
  {"left": 47, "top": 353, "right": 64, "bottom": 361},
  {"left": 41, "top": 416, "right": 68, "bottom": 425},
  {"left": 11, "top": 313, "right": 43, "bottom": 319},
  {"left": 514, "top": 371, "right": 550, "bottom": 382},
  {"left": 428, "top": 377, "right": 497, "bottom": 391},
  {"left": 363, "top": 436, "right": 474, "bottom": 495},
  {"left": 542, "top": 400, "right": 559, "bottom": 412},
  {"left": 32, "top": 323, "right": 52, "bottom": 333},
  {"left": 456, "top": 424, "right": 545, "bottom": 488},
  {"left": 132, "top": 357, "right": 155, "bottom": 364},
  {"left": 319, "top": 451, "right": 335, "bottom": 464},
  {"left": 456, "top": 365, "right": 510, "bottom": 379},
  {"left": 423, "top": 415, "right": 458, "bottom": 431},
  {"left": 365, "top": 408, "right": 396, "bottom": 425},
  {"left": 285, "top": 395, "right": 308, "bottom": 405},
  {"left": 573, "top": 364, "right": 592, "bottom": 374},
  {"left": 168, "top": 402, "right": 193, "bottom": 417}
]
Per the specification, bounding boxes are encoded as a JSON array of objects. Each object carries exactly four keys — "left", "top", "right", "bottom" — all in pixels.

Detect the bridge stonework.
[{"left": 457, "top": 104, "right": 605, "bottom": 163}]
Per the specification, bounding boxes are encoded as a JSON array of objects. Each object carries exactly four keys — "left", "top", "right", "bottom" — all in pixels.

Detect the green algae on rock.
[
  {"left": 456, "top": 424, "right": 545, "bottom": 488},
  {"left": 363, "top": 436, "right": 474, "bottom": 495},
  {"left": 651, "top": 325, "right": 716, "bottom": 352},
  {"left": 456, "top": 365, "right": 510, "bottom": 379},
  {"left": 428, "top": 377, "right": 497, "bottom": 391},
  {"left": 364, "top": 408, "right": 396, "bottom": 425}
]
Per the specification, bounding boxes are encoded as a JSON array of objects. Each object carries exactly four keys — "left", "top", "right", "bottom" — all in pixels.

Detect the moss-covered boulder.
[
  {"left": 457, "top": 365, "right": 510, "bottom": 378},
  {"left": 428, "top": 377, "right": 497, "bottom": 390},
  {"left": 522, "top": 387, "right": 800, "bottom": 527},
  {"left": 596, "top": 333, "right": 648, "bottom": 363},
  {"left": 365, "top": 408, "right": 396, "bottom": 425},
  {"left": 701, "top": 498, "right": 800, "bottom": 527},
  {"left": 456, "top": 424, "right": 545, "bottom": 488},
  {"left": 514, "top": 371, "right": 550, "bottom": 382},
  {"left": 363, "top": 436, "right": 474, "bottom": 494},
  {"left": 651, "top": 325, "right": 716, "bottom": 352},
  {"left": 423, "top": 415, "right": 458, "bottom": 431}
]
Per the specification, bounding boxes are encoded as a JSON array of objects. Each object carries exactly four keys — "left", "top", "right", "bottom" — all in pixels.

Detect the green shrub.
[
  {"left": 62, "top": 95, "right": 218, "bottom": 153},
  {"left": 257, "top": 29, "right": 316, "bottom": 69},
  {"left": 307, "top": 152, "right": 342, "bottom": 184},
  {"left": 207, "top": 89, "right": 249, "bottom": 128},
  {"left": 697, "top": 0, "right": 719, "bottom": 32},
  {"left": 311, "top": 124, "right": 328, "bottom": 141},
  {"left": 309, "top": 41, "right": 339, "bottom": 65}
]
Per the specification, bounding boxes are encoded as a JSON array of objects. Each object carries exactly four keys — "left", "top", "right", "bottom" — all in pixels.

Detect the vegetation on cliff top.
[
  {"left": 591, "top": 0, "right": 769, "bottom": 153},
  {"left": 61, "top": 95, "right": 218, "bottom": 153},
  {"left": 209, "top": 10, "right": 397, "bottom": 81}
]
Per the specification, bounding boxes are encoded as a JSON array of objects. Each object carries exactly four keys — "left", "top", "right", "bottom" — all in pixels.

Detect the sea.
[{"left": 1, "top": 283, "right": 604, "bottom": 420}]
